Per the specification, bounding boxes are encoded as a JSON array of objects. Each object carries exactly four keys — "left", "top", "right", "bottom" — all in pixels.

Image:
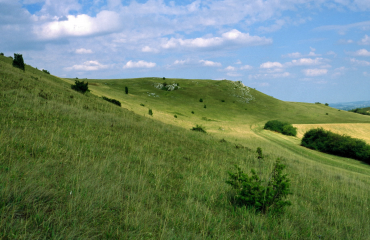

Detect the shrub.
[
  {"left": 174, "top": 115, "right": 177, "bottom": 118},
  {"left": 149, "top": 109, "right": 153, "bottom": 116},
  {"left": 221, "top": 99, "right": 225, "bottom": 102},
  {"left": 256, "top": 147, "right": 264, "bottom": 159},
  {"left": 191, "top": 124, "right": 206, "bottom": 133},
  {"left": 264, "top": 120, "right": 297, "bottom": 136},
  {"left": 349, "top": 108, "right": 370, "bottom": 116},
  {"left": 204, "top": 104, "right": 207, "bottom": 108},
  {"left": 325, "top": 103, "right": 329, "bottom": 106},
  {"left": 102, "top": 96, "right": 121, "bottom": 107},
  {"left": 191, "top": 111, "right": 194, "bottom": 114},
  {"left": 301, "top": 128, "right": 370, "bottom": 163},
  {"left": 125, "top": 86, "right": 128, "bottom": 94},
  {"left": 140, "top": 103, "right": 145, "bottom": 107},
  {"left": 199, "top": 98, "right": 203, "bottom": 102},
  {"left": 42, "top": 69, "right": 50, "bottom": 74},
  {"left": 163, "top": 77, "right": 165, "bottom": 80},
  {"left": 71, "top": 80, "right": 89, "bottom": 94},
  {"left": 226, "top": 158, "right": 292, "bottom": 214},
  {"left": 0, "top": 53, "right": 4, "bottom": 56},
  {"left": 12, "top": 53, "right": 25, "bottom": 71}
]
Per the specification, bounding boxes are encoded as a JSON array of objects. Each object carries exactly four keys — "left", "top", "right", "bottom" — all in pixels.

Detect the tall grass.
[{"left": 1, "top": 55, "right": 370, "bottom": 239}]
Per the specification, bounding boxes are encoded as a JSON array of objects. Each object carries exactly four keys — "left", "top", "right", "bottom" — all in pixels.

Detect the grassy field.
[{"left": 1, "top": 55, "right": 370, "bottom": 239}]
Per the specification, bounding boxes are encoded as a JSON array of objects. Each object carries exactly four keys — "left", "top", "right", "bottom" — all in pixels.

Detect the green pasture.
[{"left": 1, "top": 55, "right": 370, "bottom": 239}]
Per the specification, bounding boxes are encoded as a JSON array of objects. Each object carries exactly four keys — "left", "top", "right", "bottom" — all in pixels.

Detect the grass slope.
[{"left": 1, "top": 55, "right": 370, "bottom": 239}]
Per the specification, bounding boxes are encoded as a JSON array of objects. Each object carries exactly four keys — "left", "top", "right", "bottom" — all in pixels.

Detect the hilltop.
[{"left": 1, "top": 54, "right": 370, "bottom": 239}]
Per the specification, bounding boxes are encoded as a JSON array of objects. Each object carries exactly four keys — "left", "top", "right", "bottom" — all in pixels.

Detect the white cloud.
[
  {"left": 225, "top": 66, "right": 236, "bottom": 71},
  {"left": 350, "top": 58, "right": 370, "bottom": 66},
  {"left": 359, "top": 35, "right": 370, "bottom": 45},
  {"left": 332, "top": 67, "right": 347, "bottom": 77},
  {"left": 199, "top": 60, "right": 221, "bottom": 67},
  {"left": 141, "top": 46, "right": 159, "bottom": 53},
  {"left": 338, "top": 39, "right": 354, "bottom": 44},
  {"left": 161, "top": 29, "right": 272, "bottom": 50},
  {"left": 327, "top": 51, "right": 337, "bottom": 57},
  {"left": 260, "top": 61, "right": 283, "bottom": 69},
  {"left": 227, "top": 72, "right": 242, "bottom": 77},
  {"left": 351, "top": 49, "right": 370, "bottom": 56},
  {"left": 285, "top": 58, "right": 326, "bottom": 67},
  {"left": 302, "top": 69, "right": 328, "bottom": 77},
  {"left": 75, "top": 48, "right": 93, "bottom": 54},
  {"left": 123, "top": 60, "right": 156, "bottom": 69},
  {"left": 173, "top": 59, "right": 188, "bottom": 65},
  {"left": 34, "top": 11, "right": 121, "bottom": 39},
  {"left": 314, "top": 20, "right": 370, "bottom": 34},
  {"left": 258, "top": 19, "right": 286, "bottom": 33},
  {"left": 284, "top": 52, "right": 302, "bottom": 58},
  {"left": 235, "top": 60, "right": 242, "bottom": 64},
  {"left": 249, "top": 72, "right": 290, "bottom": 79},
  {"left": 65, "top": 61, "right": 109, "bottom": 71},
  {"left": 240, "top": 65, "right": 253, "bottom": 70}
]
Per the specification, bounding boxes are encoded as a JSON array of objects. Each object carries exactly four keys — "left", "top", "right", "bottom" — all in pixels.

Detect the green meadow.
[{"left": 1, "top": 54, "right": 370, "bottom": 239}]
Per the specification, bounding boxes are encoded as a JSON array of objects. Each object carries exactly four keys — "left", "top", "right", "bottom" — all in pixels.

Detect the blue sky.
[{"left": 1, "top": 0, "right": 370, "bottom": 103}]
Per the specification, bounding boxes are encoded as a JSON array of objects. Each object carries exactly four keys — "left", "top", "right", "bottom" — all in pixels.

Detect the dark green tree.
[
  {"left": 71, "top": 80, "right": 89, "bottom": 94},
  {"left": 125, "top": 86, "right": 128, "bottom": 94},
  {"left": 12, "top": 53, "right": 25, "bottom": 71}
]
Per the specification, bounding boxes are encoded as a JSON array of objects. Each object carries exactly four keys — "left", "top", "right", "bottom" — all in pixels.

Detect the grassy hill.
[{"left": 1, "top": 54, "right": 370, "bottom": 239}]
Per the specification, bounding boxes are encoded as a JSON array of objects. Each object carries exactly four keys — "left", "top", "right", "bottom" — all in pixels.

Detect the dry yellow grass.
[{"left": 293, "top": 123, "right": 370, "bottom": 144}]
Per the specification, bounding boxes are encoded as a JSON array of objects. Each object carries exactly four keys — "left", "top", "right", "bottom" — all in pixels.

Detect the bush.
[
  {"left": 191, "top": 124, "right": 206, "bottom": 133},
  {"left": 264, "top": 120, "right": 297, "bottom": 136},
  {"left": 199, "top": 98, "right": 203, "bottom": 102},
  {"left": 102, "top": 96, "right": 121, "bottom": 107},
  {"left": 256, "top": 147, "right": 264, "bottom": 159},
  {"left": 140, "top": 103, "right": 145, "bottom": 107},
  {"left": 204, "top": 104, "right": 207, "bottom": 108},
  {"left": 125, "top": 86, "right": 128, "bottom": 94},
  {"left": 0, "top": 53, "right": 4, "bottom": 56},
  {"left": 42, "top": 69, "right": 50, "bottom": 74},
  {"left": 174, "top": 115, "right": 177, "bottom": 118},
  {"left": 191, "top": 111, "right": 194, "bottom": 114},
  {"left": 149, "top": 109, "right": 153, "bottom": 116},
  {"left": 221, "top": 99, "right": 225, "bottom": 102},
  {"left": 349, "top": 108, "right": 370, "bottom": 116},
  {"left": 226, "top": 158, "right": 292, "bottom": 214},
  {"left": 71, "top": 80, "right": 89, "bottom": 94},
  {"left": 301, "top": 128, "right": 370, "bottom": 163},
  {"left": 12, "top": 53, "right": 25, "bottom": 71}
]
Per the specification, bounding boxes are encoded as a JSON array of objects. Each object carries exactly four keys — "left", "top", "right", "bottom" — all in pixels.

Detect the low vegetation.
[
  {"left": 264, "top": 120, "right": 297, "bottom": 136},
  {"left": 226, "top": 158, "right": 292, "bottom": 214},
  {"left": 12, "top": 53, "right": 25, "bottom": 71},
  {"left": 191, "top": 124, "right": 206, "bottom": 133},
  {"left": 71, "top": 80, "right": 89, "bottom": 94},
  {"left": 301, "top": 128, "right": 370, "bottom": 163},
  {"left": 102, "top": 96, "right": 121, "bottom": 107},
  {"left": 349, "top": 108, "right": 370, "bottom": 116}
]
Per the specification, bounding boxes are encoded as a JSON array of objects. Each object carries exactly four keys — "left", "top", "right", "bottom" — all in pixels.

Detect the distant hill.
[{"left": 329, "top": 100, "right": 370, "bottom": 110}]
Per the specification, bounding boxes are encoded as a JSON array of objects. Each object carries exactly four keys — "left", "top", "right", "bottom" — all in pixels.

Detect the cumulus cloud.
[
  {"left": 240, "top": 65, "right": 253, "bottom": 70},
  {"left": 65, "top": 61, "right": 109, "bottom": 71},
  {"left": 359, "top": 35, "right": 370, "bottom": 45},
  {"left": 260, "top": 61, "right": 283, "bottom": 69},
  {"left": 161, "top": 29, "right": 272, "bottom": 50},
  {"left": 142, "top": 46, "right": 159, "bottom": 53},
  {"left": 350, "top": 58, "right": 370, "bottom": 66},
  {"left": 75, "top": 48, "right": 93, "bottom": 54},
  {"left": 285, "top": 58, "right": 327, "bottom": 67},
  {"left": 123, "top": 60, "right": 156, "bottom": 69},
  {"left": 34, "top": 11, "right": 121, "bottom": 39},
  {"left": 338, "top": 39, "right": 354, "bottom": 44},
  {"left": 225, "top": 66, "right": 236, "bottom": 71},
  {"left": 302, "top": 69, "right": 328, "bottom": 77},
  {"left": 351, "top": 49, "right": 370, "bottom": 56},
  {"left": 199, "top": 60, "right": 222, "bottom": 67},
  {"left": 249, "top": 72, "right": 290, "bottom": 79}
]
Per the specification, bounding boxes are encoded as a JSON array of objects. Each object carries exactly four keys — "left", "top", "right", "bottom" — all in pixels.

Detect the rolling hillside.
[{"left": 1, "top": 55, "right": 370, "bottom": 239}]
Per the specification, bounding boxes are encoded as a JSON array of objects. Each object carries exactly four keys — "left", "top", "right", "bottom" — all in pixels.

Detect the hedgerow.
[
  {"left": 102, "top": 96, "right": 121, "bottom": 107},
  {"left": 301, "top": 128, "right": 370, "bottom": 163},
  {"left": 264, "top": 120, "right": 297, "bottom": 136}
]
